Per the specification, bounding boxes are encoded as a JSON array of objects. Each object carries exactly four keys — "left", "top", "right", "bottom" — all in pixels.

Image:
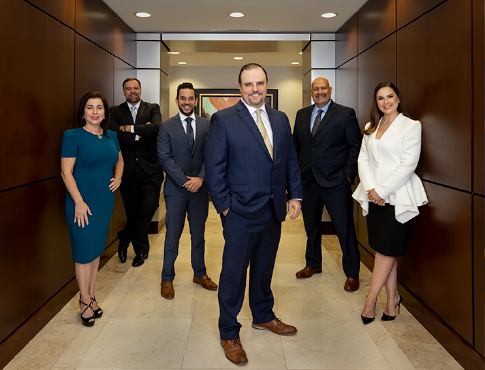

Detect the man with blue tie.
[
  {"left": 205, "top": 63, "right": 303, "bottom": 365},
  {"left": 157, "top": 82, "right": 216, "bottom": 299},
  {"left": 109, "top": 78, "right": 164, "bottom": 267},
  {"left": 293, "top": 77, "right": 362, "bottom": 291}
]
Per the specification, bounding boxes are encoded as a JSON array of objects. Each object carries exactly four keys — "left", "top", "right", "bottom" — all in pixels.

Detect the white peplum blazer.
[{"left": 352, "top": 113, "right": 428, "bottom": 223}]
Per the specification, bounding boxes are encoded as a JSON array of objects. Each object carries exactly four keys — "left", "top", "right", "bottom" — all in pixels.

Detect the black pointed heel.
[
  {"left": 91, "top": 296, "right": 103, "bottom": 318},
  {"left": 381, "top": 294, "right": 402, "bottom": 321},
  {"left": 79, "top": 299, "right": 95, "bottom": 326},
  {"left": 361, "top": 315, "right": 375, "bottom": 324}
]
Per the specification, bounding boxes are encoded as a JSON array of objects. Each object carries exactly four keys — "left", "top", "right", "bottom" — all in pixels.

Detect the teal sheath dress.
[{"left": 61, "top": 128, "right": 120, "bottom": 264}]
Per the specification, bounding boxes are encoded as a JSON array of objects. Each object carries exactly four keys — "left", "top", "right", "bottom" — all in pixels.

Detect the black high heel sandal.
[
  {"left": 381, "top": 294, "right": 402, "bottom": 321},
  {"left": 361, "top": 301, "right": 376, "bottom": 325},
  {"left": 79, "top": 299, "right": 95, "bottom": 326},
  {"left": 91, "top": 297, "right": 103, "bottom": 318}
]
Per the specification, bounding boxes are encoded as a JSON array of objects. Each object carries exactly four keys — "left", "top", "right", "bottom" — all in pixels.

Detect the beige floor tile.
[
  {"left": 77, "top": 318, "right": 191, "bottom": 369},
  {"left": 272, "top": 286, "right": 359, "bottom": 320},
  {"left": 111, "top": 280, "right": 199, "bottom": 320},
  {"left": 399, "top": 343, "right": 463, "bottom": 370},
  {"left": 3, "top": 340, "right": 71, "bottom": 370},
  {"left": 281, "top": 319, "right": 391, "bottom": 369}
]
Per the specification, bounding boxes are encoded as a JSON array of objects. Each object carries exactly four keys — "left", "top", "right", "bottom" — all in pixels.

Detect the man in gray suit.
[{"left": 157, "top": 82, "right": 217, "bottom": 299}]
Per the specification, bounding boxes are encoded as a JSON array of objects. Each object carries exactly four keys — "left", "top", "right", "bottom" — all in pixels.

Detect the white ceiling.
[{"left": 102, "top": 0, "right": 368, "bottom": 66}]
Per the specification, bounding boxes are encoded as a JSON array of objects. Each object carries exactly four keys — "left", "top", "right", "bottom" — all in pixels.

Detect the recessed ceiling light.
[
  {"left": 229, "top": 12, "right": 245, "bottom": 18},
  {"left": 135, "top": 12, "right": 151, "bottom": 18},
  {"left": 234, "top": 57, "right": 243, "bottom": 60},
  {"left": 178, "top": 62, "right": 187, "bottom": 65},
  {"left": 320, "top": 12, "right": 337, "bottom": 18},
  {"left": 299, "top": 52, "right": 303, "bottom": 55},
  {"left": 169, "top": 52, "right": 180, "bottom": 55},
  {"left": 291, "top": 62, "right": 300, "bottom": 65}
]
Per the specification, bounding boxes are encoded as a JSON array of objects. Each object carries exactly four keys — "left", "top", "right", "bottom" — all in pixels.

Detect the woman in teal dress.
[{"left": 61, "top": 91, "right": 124, "bottom": 326}]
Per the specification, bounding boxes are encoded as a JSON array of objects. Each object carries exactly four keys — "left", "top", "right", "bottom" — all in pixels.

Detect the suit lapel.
[
  {"left": 303, "top": 105, "right": 313, "bottom": 140},
  {"left": 236, "top": 101, "right": 272, "bottom": 160},
  {"left": 267, "top": 108, "right": 278, "bottom": 160},
  {"left": 192, "top": 116, "right": 203, "bottom": 153},
  {"left": 136, "top": 101, "right": 146, "bottom": 125},
  {"left": 313, "top": 101, "right": 336, "bottom": 139},
  {"left": 121, "top": 102, "right": 134, "bottom": 125}
]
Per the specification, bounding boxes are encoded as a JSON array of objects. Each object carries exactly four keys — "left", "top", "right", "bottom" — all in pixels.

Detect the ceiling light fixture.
[
  {"left": 291, "top": 62, "right": 300, "bottom": 65},
  {"left": 299, "top": 52, "right": 303, "bottom": 55},
  {"left": 320, "top": 12, "right": 337, "bottom": 18},
  {"left": 169, "top": 52, "right": 180, "bottom": 55},
  {"left": 178, "top": 62, "right": 187, "bottom": 65},
  {"left": 135, "top": 12, "right": 151, "bottom": 18},
  {"left": 234, "top": 57, "right": 244, "bottom": 60},
  {"left": 229, "top": 12, "right": 245, "bottom": 18}
]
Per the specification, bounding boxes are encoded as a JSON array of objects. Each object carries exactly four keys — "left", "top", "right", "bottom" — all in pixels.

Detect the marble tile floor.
[{"left": 4, "top": 205, "right": 463, "bottom": 370}]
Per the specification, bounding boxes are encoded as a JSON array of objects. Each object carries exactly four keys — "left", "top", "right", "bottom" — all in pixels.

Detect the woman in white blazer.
[{"left": 353, "top": 82, "right": 427, "bottom": 324}]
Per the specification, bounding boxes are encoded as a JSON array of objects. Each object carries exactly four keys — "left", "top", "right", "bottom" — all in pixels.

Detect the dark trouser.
[
  {"left": 301, "top": 176, "right": 360, "bottom": 278},
  {"left": 161, "top": 192, "right": 209, "bottom": 282},
  {"left": 118, "top": 164, "right": 163, "bottom": 255},
  {"left": 218, "top": 203, "right": 281, "bottom": 340}
]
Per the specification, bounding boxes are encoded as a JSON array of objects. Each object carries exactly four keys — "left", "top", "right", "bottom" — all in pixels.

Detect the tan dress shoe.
[
  {"left": 161, "top": 281, "right": 175, "bottom": 299},
  {"left": 193, "top": 275, "right": 218, "bottom": 291},
  {"left": 344, "top": 277, "right": 359, "bottom": 291},
  {"left": 220, "top": 339, "right": 248, "bottom": 365},
  {"left": 296, "top": 266, "right": 322, "bottom": 278},
  {"left": 252, "top": 318, "right": 297, "bottom": 335}
]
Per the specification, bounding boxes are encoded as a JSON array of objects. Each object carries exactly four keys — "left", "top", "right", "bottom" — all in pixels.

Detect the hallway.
[{"left": 4, "top": 206, "right": 463, "bottom": 370}]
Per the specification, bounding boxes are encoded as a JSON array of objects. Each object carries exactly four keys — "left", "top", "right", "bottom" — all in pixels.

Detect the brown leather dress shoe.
[
  {"left": 161, "top": 281, "right": 175, "bottom": 299},
  {"left": 296, "top": 266, "right": 322, "bottom": 278},
  {"left": 193, "top": 275, "right": 218, "bottom": 291},
  {"left": 252, "top": 318, "right": 297, "bottom": 335},
  {"left": 344, "top": 277, "right": 360, "bottom": 291},
  {"left": 221, "top": 339, "right": 248, "bottom": 365}
]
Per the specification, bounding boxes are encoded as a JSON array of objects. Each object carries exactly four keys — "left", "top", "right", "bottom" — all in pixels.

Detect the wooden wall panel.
[
  {"left": 75, "top": 0, "right": 115, "bottom": 53},
  {"left": 400, "top": 183, "right": 473, "bottom": 343},
  {"left": 335, "top": 14, "right": 358, "bottom": 67},
  {"left": 473, "top": 0, "right": 484, "bottom": 196},
  {"left": 26, "top": 0, "right": 75, "bottom": 28},
  {"left": 357, "top": 0, "right": 396, "bottom": 53},
  {"left": 396, "top": 0, "right": 448, "bottom": 28},
  {"left": 113, "top": 16, "right": 136, "bottom": 67},
  {"left": 75, "top": 35, "right": 114, "bottom": 105},
  {"left": 0, "top": 178, "right": 73, "bottom": 342},
  {"left": 357, "top": 35, "right": 396, "bottom": 129},
  {"left": 0, "top": 1, "right": 74, "bottom": 191},
  {"left": 396, "top": 0, "right": 472, "bottom": 191},
  {"left": 473, "top": 195, "right": 484, "bottom": 355}
]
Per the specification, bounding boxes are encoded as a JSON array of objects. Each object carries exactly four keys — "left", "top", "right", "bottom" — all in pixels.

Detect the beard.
[{"left": 178, "top": 105, "right": 195, "bottom": 116}]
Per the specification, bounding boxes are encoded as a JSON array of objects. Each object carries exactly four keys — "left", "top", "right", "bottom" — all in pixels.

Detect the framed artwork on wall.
[{"left": 196, "top": 89, "right": 278, "bottom": 119}]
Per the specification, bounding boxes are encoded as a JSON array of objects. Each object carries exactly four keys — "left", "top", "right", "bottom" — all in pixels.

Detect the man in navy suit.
[
  {"left": 205, "top": 63, "right": 303, "bottom": 365},
  {"left": 157, "top": 82, "right": 217, "bottom": 300},
  {"left": 293, "top": 77, "right": 362, "bottom": 291},
  {"left": 109, "top": 78, "right": 164, "bottom": 267}
]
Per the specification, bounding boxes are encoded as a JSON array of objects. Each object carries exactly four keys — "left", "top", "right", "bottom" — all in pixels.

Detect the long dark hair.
[
  {"left": 365, "top": 82, "right": 409, "bottom": 135},
  {"left": 76, "top": 91, "right": 110, "bottom": 137}
]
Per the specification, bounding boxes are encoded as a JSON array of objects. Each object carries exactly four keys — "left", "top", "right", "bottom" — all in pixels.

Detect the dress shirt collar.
[
  {"left": 178, "top": 112, "right": 196, "bottom": 122},
  {"left": 240, "top": 99, "right": 268, "bottom": 118},
  {"left": 127, "top": 101, "right": 141, "bottom": 110}
]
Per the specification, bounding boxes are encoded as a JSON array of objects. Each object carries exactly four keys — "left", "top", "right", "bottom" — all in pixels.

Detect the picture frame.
[{"left": 196, "top": 89, "right": 278, "bottom": 119}]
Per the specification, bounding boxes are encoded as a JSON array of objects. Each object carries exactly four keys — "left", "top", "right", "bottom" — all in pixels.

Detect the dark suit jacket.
[
  {"left": 205, "top": 100, "right": 303, "bottom": 222},
  {"left": 157, "top": 114, "right": 210, "bottom": 196},
  {"left": 109, "top": 100, "right": 163, "bottom": 178},
  {"left": 293, "top": 100, "right": 362, "bottom": 188}
]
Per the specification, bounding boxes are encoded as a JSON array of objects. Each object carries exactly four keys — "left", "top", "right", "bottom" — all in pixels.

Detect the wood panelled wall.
[
  {"left": 0, "top": 0, "right": 135, "bottom": 343},
  {"left": 336, "top": 0, "right": 484, "bottom": 355}
]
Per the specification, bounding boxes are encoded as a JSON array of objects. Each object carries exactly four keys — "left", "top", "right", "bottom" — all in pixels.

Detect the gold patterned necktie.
[{"left": 255, "top": 109, "right": 273, "bottom": 159}]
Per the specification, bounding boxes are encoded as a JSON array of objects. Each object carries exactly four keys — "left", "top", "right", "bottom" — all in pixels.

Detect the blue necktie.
[
  {"left": 312, "top": 109, "right": 323, "bottom": 137},
  {"left": 186, "top": 117, "right": 194, "bottom": 152}
]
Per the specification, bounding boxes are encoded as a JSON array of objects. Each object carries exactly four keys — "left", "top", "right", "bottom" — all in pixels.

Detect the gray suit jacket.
[{"left": 157, "top": 114, "right": 210, "bottom": 196}]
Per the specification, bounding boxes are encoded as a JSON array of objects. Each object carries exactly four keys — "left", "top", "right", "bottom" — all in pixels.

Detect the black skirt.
[{"left": 367, "top": 203, "right": 413, "bottom": 257}]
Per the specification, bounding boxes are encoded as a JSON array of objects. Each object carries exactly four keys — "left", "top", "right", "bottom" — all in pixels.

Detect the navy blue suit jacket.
[
  {"left": 205, "top": 100, "right": 303, "bottom": 222},
  {"left": 293, "top": 101, "right": 362, "bottom": 187},
  {"left": 157, "top": 114, "right": 210, "bottom": 196}
]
